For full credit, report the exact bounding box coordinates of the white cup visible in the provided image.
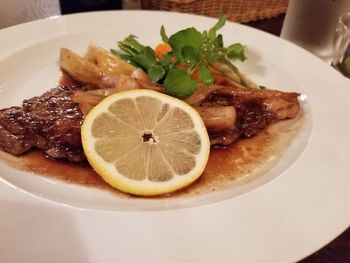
[333,12,350,77]
[281,0,350,61]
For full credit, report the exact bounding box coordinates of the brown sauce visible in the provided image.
[0,112,304,199]
[0,71,305,199]
[172,114,304,197]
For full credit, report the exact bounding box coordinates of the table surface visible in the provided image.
[0,1,349,262]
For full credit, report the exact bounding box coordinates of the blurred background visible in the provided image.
[0,0,138,29]
[0,0,288,29]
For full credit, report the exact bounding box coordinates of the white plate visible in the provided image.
[0,11,349,263]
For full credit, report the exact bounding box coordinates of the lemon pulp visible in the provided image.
[81,89,210,196]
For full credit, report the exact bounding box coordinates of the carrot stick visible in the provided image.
[192,66,230,85]
[154,43,172,60]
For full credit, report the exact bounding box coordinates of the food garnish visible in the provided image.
[112,13,253,98]
[81,89,210,196]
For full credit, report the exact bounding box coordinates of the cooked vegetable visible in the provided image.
[60,42,167,93]
[85,44,135,75]
[60,47,106,88]
[114,13,256,98]
[154,43,172,60]
[194,106,236,130]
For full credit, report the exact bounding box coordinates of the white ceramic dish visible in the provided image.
[0,11,349,263]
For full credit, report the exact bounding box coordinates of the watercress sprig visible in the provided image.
[113,13,247,98]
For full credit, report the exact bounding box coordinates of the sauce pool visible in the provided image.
[0,113,303,199]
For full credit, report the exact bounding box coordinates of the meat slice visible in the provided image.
[0,107,37,155]
[0,85,86,162]
[185,85,300,145]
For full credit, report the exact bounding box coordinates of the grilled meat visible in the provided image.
[0,82,300,162]
[186,85,300,145]
[0,85,86,162]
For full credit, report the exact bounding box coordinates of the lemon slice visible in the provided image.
[81,89,210,196]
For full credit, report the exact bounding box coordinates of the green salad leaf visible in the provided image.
[118,35,145,55]
[198,63,214,85]
[209,12,227,38]
[164,68,197,98]
[160,25,169,43]
[181,46,200,64]
[226,43,246,61]
[168,27,203,63]
[148,64,166,82]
